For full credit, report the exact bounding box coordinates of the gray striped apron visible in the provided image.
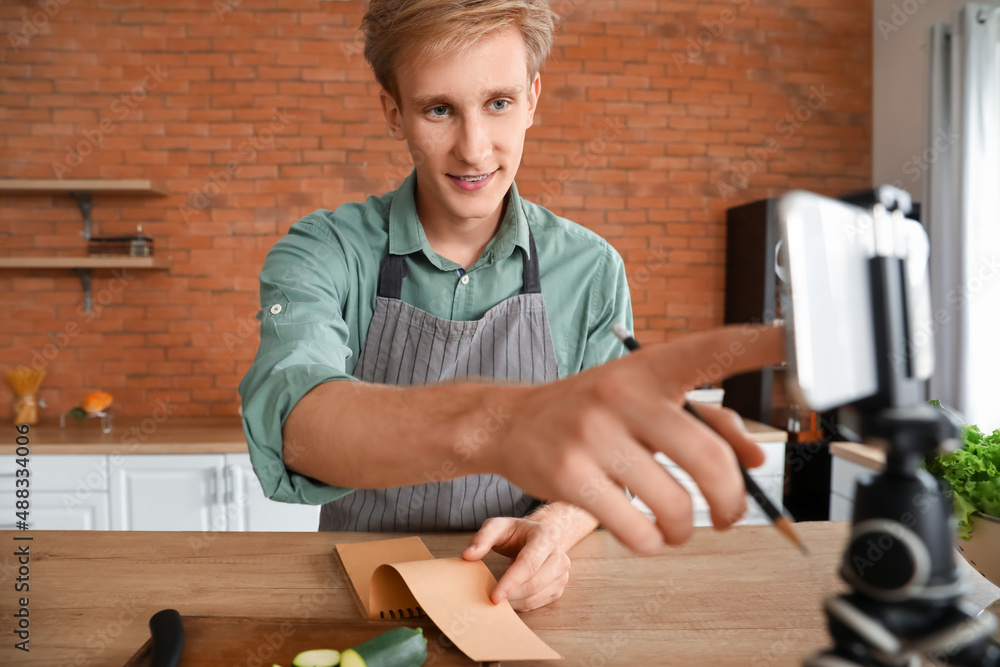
[318,227,560,531]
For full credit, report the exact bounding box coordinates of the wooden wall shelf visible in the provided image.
[0,256,171,269]
[0,179,169,196]
[0,178,171,311]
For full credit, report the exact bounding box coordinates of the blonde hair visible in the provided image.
[362,0,557,102]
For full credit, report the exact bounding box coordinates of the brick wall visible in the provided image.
[0,0,872,418]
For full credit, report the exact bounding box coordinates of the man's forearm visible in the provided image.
[527,501,600,553]
[281,379,522,490]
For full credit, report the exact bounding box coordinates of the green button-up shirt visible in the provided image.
[239,171,633,505]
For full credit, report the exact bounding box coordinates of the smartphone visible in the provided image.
[776,191,933,411]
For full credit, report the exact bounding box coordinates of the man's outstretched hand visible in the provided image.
[482,324,785,556]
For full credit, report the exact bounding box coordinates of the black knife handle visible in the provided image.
[149,609,184,667]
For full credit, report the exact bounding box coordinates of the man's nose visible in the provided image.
[454,115,492,166]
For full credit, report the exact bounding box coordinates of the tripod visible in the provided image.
[802,187,1000,666]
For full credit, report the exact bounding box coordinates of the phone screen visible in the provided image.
[778,192,880,410]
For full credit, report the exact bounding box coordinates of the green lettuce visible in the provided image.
[924,401,1000,539]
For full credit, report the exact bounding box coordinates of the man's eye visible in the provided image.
[430,106,449,117]
[490,100,509,111]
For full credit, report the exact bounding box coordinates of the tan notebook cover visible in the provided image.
[334,537,562,662]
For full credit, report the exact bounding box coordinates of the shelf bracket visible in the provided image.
[73,267,93,312]
[70,192,93,239]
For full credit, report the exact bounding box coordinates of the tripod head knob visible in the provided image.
[839,405,966,603]
[873,184,913,215]
[863,403,961,475]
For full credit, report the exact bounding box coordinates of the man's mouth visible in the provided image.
[447,170,497,191]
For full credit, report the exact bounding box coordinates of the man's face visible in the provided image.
[380,26,541,230]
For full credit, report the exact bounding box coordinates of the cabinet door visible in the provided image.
[110,455,227,531]
[0,492,110,530]
[831,456,875,501]
[830,492,854,522]
[631,441,786,527]
[224,454,319,532]
[829,455,874,521]
[0,455,110,530]
[737,475,785,526]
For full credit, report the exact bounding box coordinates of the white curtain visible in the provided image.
[926,3,1000,432]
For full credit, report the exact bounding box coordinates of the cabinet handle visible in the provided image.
[214,468,226,507]
[227,464,247,531]
[226,464,240,506]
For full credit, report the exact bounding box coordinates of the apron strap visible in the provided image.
[377,225,541,298]
[521,226,541,294]
[376,253,408,300]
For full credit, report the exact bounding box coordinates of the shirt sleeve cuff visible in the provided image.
[240,364,358,505]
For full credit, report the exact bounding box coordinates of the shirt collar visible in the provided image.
[388,170,530,270]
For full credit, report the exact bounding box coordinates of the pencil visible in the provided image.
[610,324,809,556]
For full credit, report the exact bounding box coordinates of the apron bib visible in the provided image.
[319,227,560,531]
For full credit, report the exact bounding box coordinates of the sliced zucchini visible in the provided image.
[291,648,341,667]
[339,652,363,667]
[339,627,427,667]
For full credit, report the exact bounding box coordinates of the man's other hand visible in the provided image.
[462,516,571,612]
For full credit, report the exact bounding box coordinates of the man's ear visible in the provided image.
[526,73,542,129]
[379,88,406,140]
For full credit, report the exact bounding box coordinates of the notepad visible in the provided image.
[333,536,562,662]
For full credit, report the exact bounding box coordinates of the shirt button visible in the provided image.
[460,275,470,285]
[270,304,282,314]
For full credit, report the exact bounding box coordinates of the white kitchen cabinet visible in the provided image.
[0,451,315,532]
[631,440,786,527]
[0,491,110,530]
[2,416,324,532]
[0,455,110,530]
[110,455,229,531]
[829,492,855,523]
[224,453,319,532]
[829,455,878,521]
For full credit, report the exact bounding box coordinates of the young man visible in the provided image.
[239,0,784,612]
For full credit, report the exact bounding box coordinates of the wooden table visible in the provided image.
[0,523,850,666]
